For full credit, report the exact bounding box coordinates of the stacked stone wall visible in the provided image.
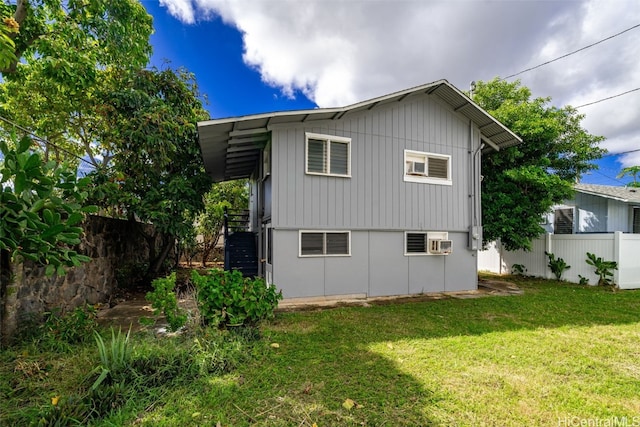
[12,215,168,322]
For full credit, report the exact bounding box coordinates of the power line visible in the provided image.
[0,115,95,167]
[503,23,640,80]
[574,87,640,109]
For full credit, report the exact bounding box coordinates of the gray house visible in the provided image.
[549,184,640,234]
[197,80,521,299]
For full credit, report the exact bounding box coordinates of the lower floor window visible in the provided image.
[300,231,350,256]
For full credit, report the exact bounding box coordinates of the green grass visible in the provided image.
[3,276,640,426]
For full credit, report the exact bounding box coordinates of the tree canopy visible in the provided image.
[0,0,153,166]
[474,78,606,250]
[89,67,212,278]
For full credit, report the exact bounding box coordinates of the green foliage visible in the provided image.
[474,79,606,251]
[585,252,618,287]
[197,180,249,266]
[617,166,640,187]
[29,305,98,352]
[511,264,527,276]
[578,275,590,286]
[191,269,282,328]
[88,67,212,277]
[0,135,97,274]
[0,0,153,170]
[146,272,187,332]
[91,328,132,390]
[115,261,149,289]
[545,251,570,281]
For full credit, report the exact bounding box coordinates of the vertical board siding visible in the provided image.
[271,94,474,232]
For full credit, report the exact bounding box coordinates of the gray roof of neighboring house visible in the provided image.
[575,183,640,203]
[197,79,523,182]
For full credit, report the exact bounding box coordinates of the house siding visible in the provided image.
[270,95,476,232]
[272,229,477,298]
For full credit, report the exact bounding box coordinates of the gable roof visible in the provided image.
[575,183,640,203]
[198,79,523,182]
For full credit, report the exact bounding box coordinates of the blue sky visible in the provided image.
[143,1,640,186]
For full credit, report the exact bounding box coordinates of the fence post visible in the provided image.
[614,231,621,287]
[545,233,553,279]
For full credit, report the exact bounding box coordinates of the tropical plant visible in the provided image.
[191,269,282,328]
[1,134,97,342]
[585,252,618,287]
[146,272,188,332]
[511,264,527,276]
[91,328,132,390]
[473,79,606,251]
[545,251,570,281]
[617,166,640,188]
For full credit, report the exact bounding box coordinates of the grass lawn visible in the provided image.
[3,275,640,426]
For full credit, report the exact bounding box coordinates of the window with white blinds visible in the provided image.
[299,231,351,257]
[305,133,351,177]
[404,149,452,185]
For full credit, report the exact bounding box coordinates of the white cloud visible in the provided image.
[159,0,196,24]
[161,0,640,171]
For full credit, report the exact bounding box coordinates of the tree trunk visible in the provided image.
[1,250,21,346]
[147,236,175,279]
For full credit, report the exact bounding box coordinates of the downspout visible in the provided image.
[469,119,484,250]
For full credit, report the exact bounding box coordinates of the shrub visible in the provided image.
[545,251,570,281]
[511,264,527,276]
[28,305,98,351]
[585,252,618,287]
[191,269,282,328]
[146,272,187,331]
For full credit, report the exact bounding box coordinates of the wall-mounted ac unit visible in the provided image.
[407,160,426,175]
[428,239,453,255]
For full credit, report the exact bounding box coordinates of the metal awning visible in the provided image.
[198,79,522,182]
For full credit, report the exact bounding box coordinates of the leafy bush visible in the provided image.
[29,305,98,351]
[511,264,527,276]
[545,251,570,281]
[191,269,282,328]
[586,252,618,287]
[146,272,187,331]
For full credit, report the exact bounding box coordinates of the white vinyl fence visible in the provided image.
[478,232,640,289]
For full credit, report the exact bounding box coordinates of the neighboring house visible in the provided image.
[546,184,640,234]
[197,80,521,299]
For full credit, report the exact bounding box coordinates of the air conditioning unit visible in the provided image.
[428,239,453,255]
[407,160,426,175]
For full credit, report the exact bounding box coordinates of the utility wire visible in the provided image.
[574,87,640,109]
[502,23,640,80]
[0,115,95,167]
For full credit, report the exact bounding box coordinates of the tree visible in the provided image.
[617,166,640,188]
[473,78,606,250]
[0,0,153,167]
[89,67,212,280]
[197,180,249,267]
[1,134,96,341]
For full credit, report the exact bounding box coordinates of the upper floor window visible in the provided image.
[305,132,351,177]
[404,149,452,185]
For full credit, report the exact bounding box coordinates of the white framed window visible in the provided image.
[403,150,452,185]
[305,132,351,177]
[299,230,351,257]
[404,231,452,256]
